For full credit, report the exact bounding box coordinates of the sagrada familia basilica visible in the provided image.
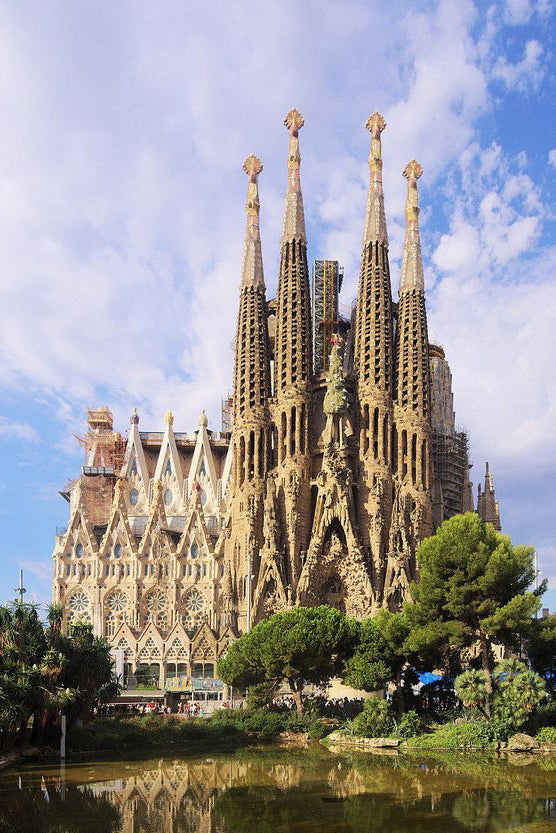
[51,110,502,690]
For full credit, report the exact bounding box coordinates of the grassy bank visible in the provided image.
[67,716,247,752]
[67,709,331,753]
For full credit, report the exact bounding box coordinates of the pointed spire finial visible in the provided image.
[240,154,265,288]
[363,111,388,246]
[281,108,306,243]
[130,407,139,425]
[400,159,424,291]
[164,410,174,426]
[198,409,208,428]
[284,108,304,134]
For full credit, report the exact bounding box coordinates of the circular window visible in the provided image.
[129,488,139,506]
[108,590,127,613]
[146,589,166,614]
[75,543,83,559]
[69,590,90,614]
[114,543,122,558]
[164,488,173,507]
[190,541,199,559]
[184,589,204,613]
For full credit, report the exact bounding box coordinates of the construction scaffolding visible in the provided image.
[432,428,471,522]
[312,260,343,374]
[221,394,233,435]
[75,407,126,525]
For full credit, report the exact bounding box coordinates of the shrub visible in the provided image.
[350,698,393,738]
[404,720,499,749]
[536,727,556,744]
[394,710,421,738]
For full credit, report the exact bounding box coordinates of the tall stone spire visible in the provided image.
[477,462,502,530]
[393,159,432,538]
[354,111,394,600]
[233,155,271,429]
[272,108,313,596]
[355,111,394,399]
[226,155,273,638]
[240,154,265,288]
[281,108,306,244]
[400,159,424,290]
[274,108,312,399]
[362,111,388,246]
[395,160,429,415]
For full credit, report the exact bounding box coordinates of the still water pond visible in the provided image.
[1,746,556,832]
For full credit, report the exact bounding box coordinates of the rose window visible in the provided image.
[108,590,127,614]
[69,590,90,614]
[145,589,168,628]
[147,589,166,614]
[185,589,204,613]
[182,590,205,630]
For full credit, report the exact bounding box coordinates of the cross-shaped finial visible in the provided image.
[365,111,386,137]
[243,154,263,178]
[403,159,423,181]
[284,108,304,133]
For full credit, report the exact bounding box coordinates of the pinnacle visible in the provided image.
[284,108,304,133]
[243,154,263,178]
[403,159,423,181]
[365,111,386,137]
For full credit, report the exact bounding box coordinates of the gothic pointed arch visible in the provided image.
[187,411,218,507]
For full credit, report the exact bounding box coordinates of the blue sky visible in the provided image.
[0,0,555,611]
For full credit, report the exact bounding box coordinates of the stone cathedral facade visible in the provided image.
[52,110,488,687]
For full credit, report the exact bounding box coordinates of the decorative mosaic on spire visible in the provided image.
[240,154,265,289]
[400,159,424,291]
[363,111,388,246]
[281,108,307,243]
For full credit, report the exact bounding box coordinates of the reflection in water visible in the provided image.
[0,748,555,833]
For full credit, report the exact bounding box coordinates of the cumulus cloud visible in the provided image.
[492,40,546,91]
[549,149,556,166]
[0,416,39,442]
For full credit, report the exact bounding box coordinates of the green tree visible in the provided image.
[526,612,556,688]
[0,601,119,752]
[342,610,416,715]
[218,606,356,713]
[405,513,541,715]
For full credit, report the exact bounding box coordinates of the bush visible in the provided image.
[394,710,421,738]
[350,698,393,738]
[404,720,500,749]
[536,727,556,744]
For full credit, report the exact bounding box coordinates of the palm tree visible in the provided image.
[454,669,488,715]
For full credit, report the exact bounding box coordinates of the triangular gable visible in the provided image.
[187,411,217,502]
[163,623,190,660]
[220,439,233,502]
[120,410,149,490]
[154,411,184,491]
[99,480,137,556]
[112,623,136,661]
[138,482,173,557]
[190,621,218,659]
[218,625,237,655]
[176,492,214,558]
[136,622,164,659]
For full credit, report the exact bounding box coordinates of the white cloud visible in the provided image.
[492,39,545,91]
[549,149,556,166]
[0,416,39,442]
[503,0,535,24]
